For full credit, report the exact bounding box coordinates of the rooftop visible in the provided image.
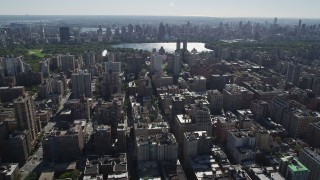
[185,131,211,142]
[224,84,253,95]
[207,89,222,95]
[39,172,55,180]
[176,114,192,124]
[0,163,19,176]
[95,125,111,132]
[136,133,177,146]
[287,158,309,173]
[229,129,254,138]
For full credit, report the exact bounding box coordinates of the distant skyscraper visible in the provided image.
[40,23,45,40]
[274,17,278,25]
[183,40,187,51]
[158,22,166,41]
[71,70,92,98]
[128,24,134,34]
[182,40,188,62]
[59,27,70,42]
[121,26,126,35]
[97,25,103,35]
[176,39,181,51]
[298,19,302,29]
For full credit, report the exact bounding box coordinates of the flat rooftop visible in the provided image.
[176,114,192,124]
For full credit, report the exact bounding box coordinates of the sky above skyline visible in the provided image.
[0,0,319,18]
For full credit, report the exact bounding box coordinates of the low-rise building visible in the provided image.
[279,156,309,180]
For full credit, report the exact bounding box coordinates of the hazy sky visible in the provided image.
[0,0,319,18]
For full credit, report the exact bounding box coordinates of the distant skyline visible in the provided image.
[0,0,320,18]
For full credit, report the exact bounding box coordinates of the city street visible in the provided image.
[57,91,71,113]
[20,146,43,179]
[19,91,67,179]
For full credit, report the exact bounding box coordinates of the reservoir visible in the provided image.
[111,42,211,53]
